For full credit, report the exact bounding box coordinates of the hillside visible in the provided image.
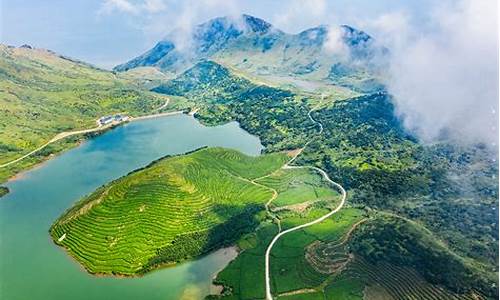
[211,209,486,300]
[153,60,320,150]
[50,147,289,275]
[0,44,172,184]
[152,61,498,298]
[114,15,387,93]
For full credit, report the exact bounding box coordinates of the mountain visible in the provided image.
[114,15,280,73]
[114,15,387,92]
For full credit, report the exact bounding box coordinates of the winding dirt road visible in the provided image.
[264,98,347,300]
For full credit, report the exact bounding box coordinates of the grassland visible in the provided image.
[50,147,288,275]
[0,45,176,184]
[256,168,338,209]
[212,208,366,299]
[152,61,497,298]
[210,208,487,300]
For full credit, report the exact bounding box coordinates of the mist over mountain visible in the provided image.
[114,14,387,93]
[115,9,497,150]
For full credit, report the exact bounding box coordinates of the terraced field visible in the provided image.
[212,208,366,299]
[256,168,339,209]
[211,207,484,300]
[327,258,487,300]
[50,147,288,275]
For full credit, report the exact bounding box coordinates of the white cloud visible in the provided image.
[370,0,498,148]
[366,11,411,50]
[272,0,328,33]
[323,26,349,60]
[133,0,243,51]
[98,0,139,15]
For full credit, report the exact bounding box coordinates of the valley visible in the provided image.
[0,45,191,185]
[0,11,497,300]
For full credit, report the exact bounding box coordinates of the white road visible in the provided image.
[264,96,347,300]
[264,166,346,299]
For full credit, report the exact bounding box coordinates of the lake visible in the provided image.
[0,114,263,300]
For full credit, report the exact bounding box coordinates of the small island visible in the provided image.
[0,186,9,198]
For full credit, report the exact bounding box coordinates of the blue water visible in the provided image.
[0,114,263,300]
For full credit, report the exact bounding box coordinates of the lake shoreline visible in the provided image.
[1,114,264,300]
[1,109,188,187]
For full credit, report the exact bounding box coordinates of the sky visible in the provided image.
[1,0,498,147]
[2,0,437,68]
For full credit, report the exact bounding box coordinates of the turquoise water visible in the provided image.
[0,114,263,300]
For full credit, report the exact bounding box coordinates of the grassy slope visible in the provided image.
[213,208,366,299]
[349,214,497,298]
[151,61,497,297]
[256,168,338,208]
[0,45,173,183]
[50,147,288,275]
[212,208,486,300]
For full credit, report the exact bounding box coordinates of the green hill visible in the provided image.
[153,60,320,151]
[50,147,288,275]
[0,45,172,183]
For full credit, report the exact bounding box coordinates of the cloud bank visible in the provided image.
[369,0,498,148]
[97,0,498,149]
[98,0,167,15]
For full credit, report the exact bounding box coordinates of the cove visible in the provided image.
[0,114,263,300]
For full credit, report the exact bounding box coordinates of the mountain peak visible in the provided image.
[195,14,274,35]
[339,24,372,45]
[241,14,273,34]
[114,15,383,79]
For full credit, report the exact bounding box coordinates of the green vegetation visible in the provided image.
[3,15,496,298]
[331,257,482,300]
[212,208,366,299]
[153,61,497,298]
[212,209,487,300]
[349,214,497,298]
[0,45,170,183]
[50,147,288,275]
[0,186,8,198]
[153,61,318,151]
[256,168,338,208]
[297,93,498,278]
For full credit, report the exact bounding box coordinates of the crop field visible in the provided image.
[329,257,487,300]
[212,207,483,300]
[50,147,288,275]
[212,208,366,299]
[256,168,339,209]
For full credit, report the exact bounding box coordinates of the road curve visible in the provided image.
[264,97,347,300]
[264,167,346,300]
